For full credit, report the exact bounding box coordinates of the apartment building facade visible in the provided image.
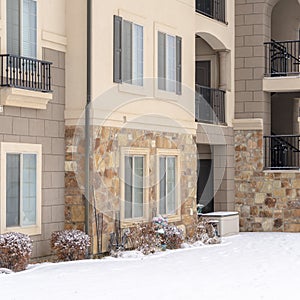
[65,0,235,254]
[0,0,66,257]
[234,0,300,231]
[0,0,236,258]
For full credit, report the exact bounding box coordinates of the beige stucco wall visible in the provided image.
[65,0,235,131]
[0,0,67,57]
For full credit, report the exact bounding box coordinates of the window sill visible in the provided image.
[118,82,148,97]
[0,225,41,236]
[155,88,181,102]
[121,217,149,228]
[0,87,53,110]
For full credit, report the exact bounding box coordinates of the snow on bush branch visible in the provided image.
[0,232,33,272]
[51,230,91,261]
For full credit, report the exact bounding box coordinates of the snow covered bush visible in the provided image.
[0,232,33,272]
[51,230,91,261]
[153,216,184,250]
[127,223,161,255]
[163,224,184,250]
[191,217,220,245]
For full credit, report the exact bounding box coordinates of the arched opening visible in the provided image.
[195,33,229,125]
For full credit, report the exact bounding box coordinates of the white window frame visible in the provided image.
[5,0,39,59]
[120,147,149,226]
[156,149,181,222]
[0,142,42,235]
[154,22,182,101]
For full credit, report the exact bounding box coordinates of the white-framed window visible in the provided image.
[0,143,42,235]
[157,149,180,220]
[157,31,182,94]
[6,0,37,58]
[124,155,144,219]
[121,148,149,223]
[113,15,144,86]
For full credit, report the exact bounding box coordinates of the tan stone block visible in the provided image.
[292,179,300,188]
[255,193,265,204]
[262,219,273,231]
[284,223,300,232]
[273,189,285,198]
[281,173,295,179]
[65,161,77,172]
[71,205,85,222]
[273,181,281,189]
[261,182,273,193]
[292,210,300,218]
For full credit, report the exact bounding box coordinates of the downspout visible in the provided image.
[85,0,92,237]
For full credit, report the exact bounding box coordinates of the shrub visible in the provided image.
[191,217,221,245]
[163,224,184,250]
[153,216,184,250]
[51,230,91,261]
[0,232,32,272]
[127,223,161,255]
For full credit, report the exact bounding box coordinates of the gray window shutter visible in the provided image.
[176,36,182,95]
[7,0,20,56]
[113,15,122,83]
[158,32,166,90]
[22,0,37,58]
[122,21,132,84]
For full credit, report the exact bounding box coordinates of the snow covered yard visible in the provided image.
[1,232,300,300]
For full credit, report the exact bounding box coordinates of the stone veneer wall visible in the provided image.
[235,129,300,232]
[65,125,198,253]
[0,48,65,257]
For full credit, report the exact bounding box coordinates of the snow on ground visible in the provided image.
[1,232,300,300]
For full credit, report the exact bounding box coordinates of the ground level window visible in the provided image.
[1,143,41,235]
[159,156,176,215]
[6,153,37,227]
[124,155,144,219]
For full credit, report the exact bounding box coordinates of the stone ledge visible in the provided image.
[0,87,52,110]
[233,118,263,131]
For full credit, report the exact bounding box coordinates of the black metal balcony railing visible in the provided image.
[0,54,52,92]
[195,85,225,125]
[264,40,300,77]
[264,135,300,170]
[195,0,226,24]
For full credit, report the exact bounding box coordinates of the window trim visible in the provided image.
[154,22,182,101]
[113,14,144,88]
[120,147,149,226]
[0,142,42,235]
[157,31,182,95]
[156,149,181,222]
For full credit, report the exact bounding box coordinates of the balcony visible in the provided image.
[264,134,300,170]
[0,54,52,93]
[195,85,225,125]
[0,54,53,109]
[195,0,226,24]
[263,40,300,92]
[264,40,300,77]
